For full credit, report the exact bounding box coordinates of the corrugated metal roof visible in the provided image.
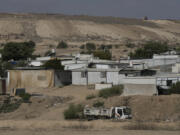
[71,68,122,72]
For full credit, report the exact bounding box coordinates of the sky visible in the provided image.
[0,0,180,19]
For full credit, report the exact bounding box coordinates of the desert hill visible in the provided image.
[0,13,180,58]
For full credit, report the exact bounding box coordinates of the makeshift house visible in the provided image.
[156,74,180,90]
[72,68,121,85]
[7,68,72,90]
[72,68,159,96]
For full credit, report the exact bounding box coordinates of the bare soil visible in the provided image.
[0,85,180,135]
[0,13,180,58]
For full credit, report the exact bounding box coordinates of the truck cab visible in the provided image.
[113,106,132,119]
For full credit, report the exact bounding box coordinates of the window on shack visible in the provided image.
[81,71,87,78]
[117,109,123,116]
[167,80,172,86]
[100,72,106,78]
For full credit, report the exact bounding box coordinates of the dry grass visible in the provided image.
[123,122,180,131]
[62,122,93,130]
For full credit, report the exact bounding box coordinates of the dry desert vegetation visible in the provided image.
[0,85,180,135]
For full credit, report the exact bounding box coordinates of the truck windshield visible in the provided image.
[123,108,131,115]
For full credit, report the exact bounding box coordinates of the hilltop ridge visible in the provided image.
[0,13,180,57]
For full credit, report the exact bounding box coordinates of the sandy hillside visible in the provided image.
[0,85,180,135]
[0,13,180,58]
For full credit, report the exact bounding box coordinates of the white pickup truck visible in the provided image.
[84,106,132,120]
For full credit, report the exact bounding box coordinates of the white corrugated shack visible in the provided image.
[72,68,121,85]
[71,68,160,95]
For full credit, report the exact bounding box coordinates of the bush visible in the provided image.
[64,104,84,119]
[126,43,135,48]
[169,82,180,94]
[57,41,68,49]
[93,50,112,60]
[44,50,51,56]
[80,45,85,49]
[0,97,22,113]
[99,85,123,98]
[86,94,96,100]
[19,93,31,103]
[2,41,35,61]
[42,59,64,70]
[99,44,112,50]
[86,43,96,50]
[129,41,169,59]
[93,101,104,107]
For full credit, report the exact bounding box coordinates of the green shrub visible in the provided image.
[169,82,180,94]
[80,45,85,49]
[99,44,112,50]
[57,41,68,49]
[64,104,84,120]
[19,93,31,103]
[86,43,96,50]
[126,43,135,48]
[44,50,51,56]
[42,59,64,70]
[0,97,22,113]
[129,41,169,59]
[93,50,112,60]
[93,101,104,107]
[86,94,96,100]
[99,85,124,98]
[2,41,35,61]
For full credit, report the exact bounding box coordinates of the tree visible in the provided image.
[86,43,96,50]
[42,59,64,70]
[57,41,68,49]
[129,41,169,59]
[2,41,36,61]
[169,82,180,94]
[80,45,85,49]
[93,50,112,60]
[143,16,148,20]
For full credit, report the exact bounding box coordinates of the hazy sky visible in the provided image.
[0,0,180,19]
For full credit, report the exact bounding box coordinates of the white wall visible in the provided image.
[88,72,106,84]
[95,83,112,90]
[172,63,180,73]
[153,55,179,59]
[107,72,119,85]
[122,77,156,85]
[121,58,180,68]
[96,64,110,69]
[72,72,87,85]
[36,56,51,61]
[29,61,43,67]
[118,74,126,84]
[64,64,87,70]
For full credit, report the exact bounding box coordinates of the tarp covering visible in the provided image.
[8,70,54,90]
